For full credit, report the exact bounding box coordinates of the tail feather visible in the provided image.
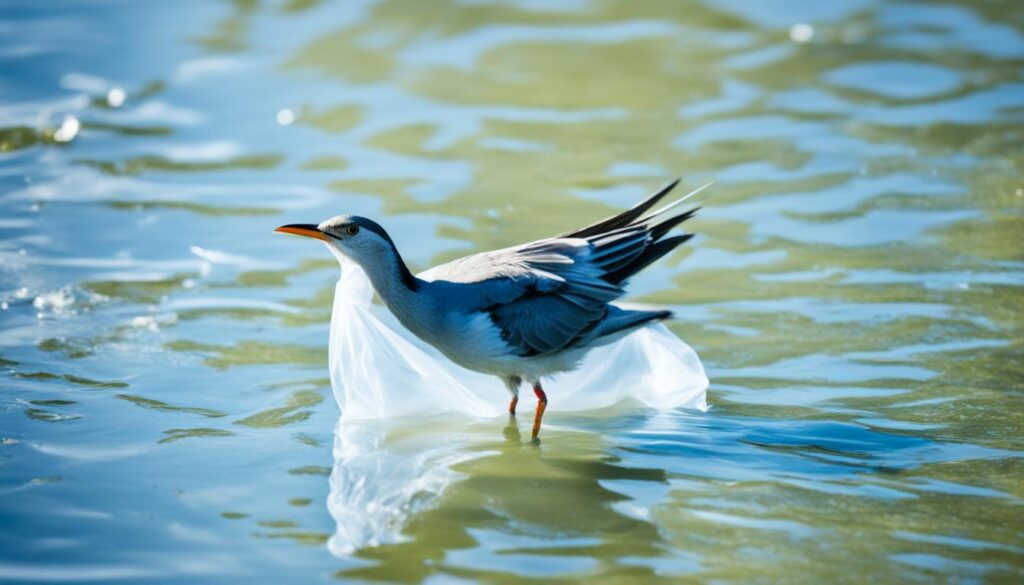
[604,233,693,284]
[646,207,701,241]
[583,306,672,348]
[564,176,711,285]
[636,179,714,224]
[565,178,681,238]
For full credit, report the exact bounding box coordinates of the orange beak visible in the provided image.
[274,223,329,242]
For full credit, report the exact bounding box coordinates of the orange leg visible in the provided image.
[531,383,548,439]
[508,395,518,415]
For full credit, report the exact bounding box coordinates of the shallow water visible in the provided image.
[1,0,1023,582]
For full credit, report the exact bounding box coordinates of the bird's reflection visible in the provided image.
[327,413,540,555]
[502,415,522,444]
[327,410,672,581]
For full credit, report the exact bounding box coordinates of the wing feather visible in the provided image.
[418,180,706,357]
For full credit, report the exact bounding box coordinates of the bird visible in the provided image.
[275,178,709,438]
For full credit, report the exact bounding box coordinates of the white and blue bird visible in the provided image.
[276,179,709,438]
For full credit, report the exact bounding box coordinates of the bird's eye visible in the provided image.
[346,224,360,236]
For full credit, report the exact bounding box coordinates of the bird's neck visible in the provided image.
[360,247,422,310]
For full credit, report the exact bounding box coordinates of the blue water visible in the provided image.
[1,0,1022,582]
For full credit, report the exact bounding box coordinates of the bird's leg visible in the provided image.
[504,376,522,417]
[531,382,548,439]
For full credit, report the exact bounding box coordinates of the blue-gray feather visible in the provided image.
[417,179,700,358]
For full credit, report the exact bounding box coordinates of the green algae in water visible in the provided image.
[253,531,330,546]
[38,337,94,359]
[256,519,299,529]
[77,153,284,176]
[105,199,278,217]
[159,428,234,444]
[164,340,327,369]
[291,433,321,447]
[116,394,228,418]
[13,371,129,389]
[234,390,323,428]
[24,408,82,423]
[287,466,331,476]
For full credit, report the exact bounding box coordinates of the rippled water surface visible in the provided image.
[2,0,1023,582]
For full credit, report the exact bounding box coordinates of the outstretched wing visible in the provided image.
[420,179,707,356]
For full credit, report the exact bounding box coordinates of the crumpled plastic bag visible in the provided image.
[324,248,709,554]
[326,248,708,420]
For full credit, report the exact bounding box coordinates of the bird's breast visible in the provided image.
[409,307,514,372]
[378,285,516,375]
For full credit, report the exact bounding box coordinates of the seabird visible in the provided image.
[276,178,709,438]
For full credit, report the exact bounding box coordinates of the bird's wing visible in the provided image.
[419,179,708,356]
[421,238,620,356]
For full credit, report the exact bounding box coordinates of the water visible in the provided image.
[1,0,1022,582]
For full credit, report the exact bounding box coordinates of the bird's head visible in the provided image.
[275,214,396,265]
[275,215,419,290]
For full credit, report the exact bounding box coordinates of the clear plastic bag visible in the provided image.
[325,250,709,554]
[327,250,709,420]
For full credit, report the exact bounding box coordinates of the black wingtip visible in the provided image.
[649,206,701,240]
[603,233,694,284]
[631,177,682,217]
[652,177,682,201]
[565,177,682,239]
